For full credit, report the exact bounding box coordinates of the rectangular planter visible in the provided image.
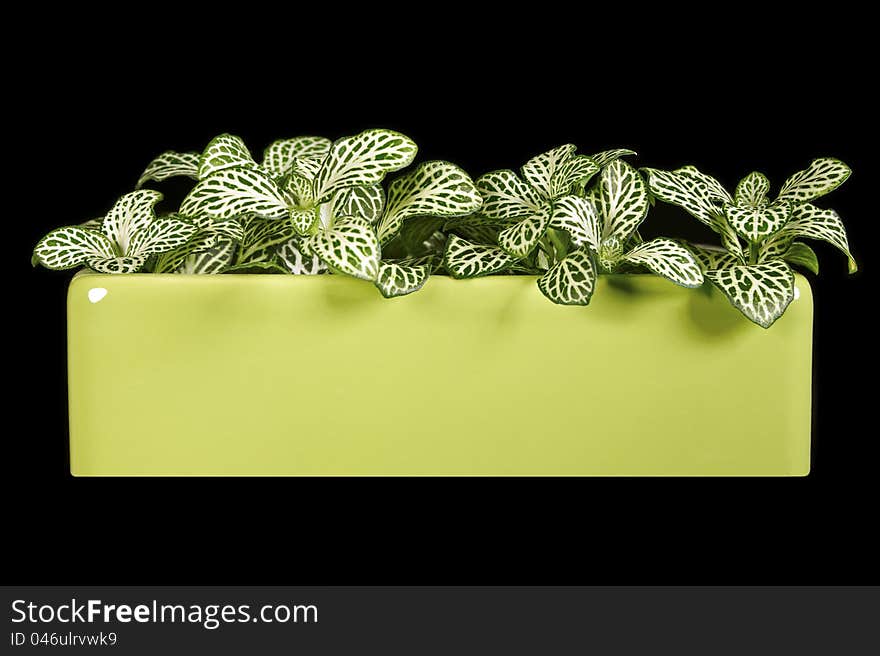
[67,273,812,476]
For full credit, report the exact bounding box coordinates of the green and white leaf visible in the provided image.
[707,261,795,328]
[289,207,318,235]
[89,256,148,274]
[622,238,704,288]
[129,216,197,256]
[475,169,545,220]
[590,149,637,168]
[734,171,770,207]
[688,243,744,271]
[262,136,331,178]
[290,156,324,180]
[33,226,117,270]
[596,159,649,241]
[224,260,289,274]
[776,157,851,204]
[152,232,217,273]
[537,248,597,306]
[331,184,386,225]
[181,168,288,220]
[198,134,258,179]
[549,155,599,198]
[549,195,601,252]
[497,208,550,258]
[277,239,326,275]
[102,189,163,253]
[176,238,236,274]
[302,217,380,281]
[375,260,431,298]
[191,215,244,241]
[521,144,576,199]
[724,201,792,242]
[378,161,482,244]
[759,203,856,272]
[136,151,199,188]
[443,234,516,278]
[675,165,733,204]
[313,129,417,202]
[781,242,819,275]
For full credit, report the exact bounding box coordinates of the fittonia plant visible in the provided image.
[642,158,856,327]
[32,132,855,327]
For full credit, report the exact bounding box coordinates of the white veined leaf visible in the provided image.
[497,208,550,258]
[537,248,597,306]
[521,144,576,199]
[289,207,319,235]
[443,234,516,278]
[688,243,744,271]
[262,136,331,178]
[102,189,163,254]
[776,157,851,204]
[724,201,792,243]
[674,165,733,205]
[277,239,327,275]
[181,167,289,220]
[375,260,431,298]
[179,238,236,274]
[596,159,649,241]
[378,161,482,244]
[33,227,117,270]
[89,256,148,274]
[313,129,417,202]
[129,216,197,256]
[225,261,289,274]
[136,151,200,189]
[332,184,386,224]
[475,169,545,220]
[549,195,601,252]
[290,156,324,180]
[283,172,315,206]
[735,171,770,207]
[782,242,819,275]
[198,134,258,179]
[192,216,244,241]
[152,232,217,273]
[707,261,795,328]
[549,155,600,198]
[302,217,380,281]
[237,216,296,263]
[590,148,637,168]
[759,203,856,272]
[622,238,704,288]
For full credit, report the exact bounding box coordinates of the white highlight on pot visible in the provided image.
[793,286,800,301]
[88,288,108,304]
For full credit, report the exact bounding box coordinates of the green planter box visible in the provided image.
[67,273,813,476]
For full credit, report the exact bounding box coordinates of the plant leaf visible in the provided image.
[549,155,600,198]
[707,261,795,328]
[181,167,289,220]
[497,208,550,258]
[443,234,516,278]
[224,261,289,274]
[289,208,318,235]
[475,169,545,220]
[375,260,431,298]
[302,217,380,281]
[262,136,331,178]
[622,238,704,288]
[198,134,258,179]
[521,144,576,198]
[89,256,148,274]
[313,129,417,202]
[237,216,296,263]
[596,160,649,241]
[537,248,597,306]
[129,216,197,256]
[332,184,386,224]
[688,243,744,271]
[759,203,856,272]
[192,215,244,241]
[590,148,637,168]
[776,157,851,204]
[378,161,482,244]
[549,195,601,252]
[152,232,217,273]
[782,241,819,275]
[734,171,770,207]
[33,227,117,270]
[724,201,792,243]
[675,165,733,205]
[136,151,199,189]
[277,239,326,274]
[102,189,163,254]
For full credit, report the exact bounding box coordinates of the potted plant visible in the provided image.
[34,129,856,475]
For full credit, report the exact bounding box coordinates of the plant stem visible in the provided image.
[749,242,760,265]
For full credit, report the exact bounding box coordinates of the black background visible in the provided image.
[7,12,876,584]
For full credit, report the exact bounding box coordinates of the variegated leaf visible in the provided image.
[622,238,704,288]
[688,243,744,271]
[444,217,501,246]
[675,165,733,205]
[549,195,601,252]
[102,189,163,253]
[782,242,819,275]
[33,227,117,270]
[289,207,319,235]
[498,209,550,258]
[724,201,792,243]
[277,239,326,275]
[521,144,576,199]
[313,129,417,202]
[549,155,600,198]
[225,261,289,274]
[332,184,386,224]
[90,256,148,274]
[129,216,197,256]
[398,216,447,255]
[707,261,795,328]
[475,170,545,220]
[596,160,649,241]
[192,215,244,241]
[590,148,637,168]
[735,171,770,207]
[291,156,324,180]
[262,136,331,178]
[136,151,199,188]
[375,260,431,298]
[537,248,597,306]
[776,157,851,204]
[237,216,296,263]
[443,234,516,278]
[181,167,288,220]
[378,161,482,244]
[759,203,856,272]
[302,217,380,281]
[198,134,258,179]
[179,238,236,274]
[152,232,217,273]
